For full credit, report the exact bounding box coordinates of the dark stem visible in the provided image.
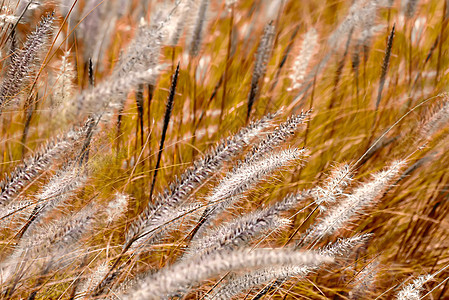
[149,63,180,202]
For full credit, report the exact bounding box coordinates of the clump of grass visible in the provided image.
[0,1,448,299]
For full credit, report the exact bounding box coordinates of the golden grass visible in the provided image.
[0,0,448,298]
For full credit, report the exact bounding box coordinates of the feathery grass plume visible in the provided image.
[312,164,352,211]
[188,191,310,258]
[186,214,290,259]
[20,163,88,236]
[1,1,448,298]
[349,260,379,299]
[0,200,33,227]
[30,209,95,294]
[242,111,310,165]
[105,193,128,223]
[124,113,275,248]
[356,2,382,66]
[52,51,76,113]
[375,24,395,111]
[188,116,310,238]
[132,148,303,249]
[206,265,313,300]
[390,154,434,190]
[74,263,109,300]
[166,0,193,46]
[149,63,179,202]
[196,148,306,235]
[123,249,333,299]
[288,28,318,91]
[358,1,381,40]
[114,16,164,77]
[0,12,54,113]
[359,24,386,49]
[76,65,164,118]
[247,22,275,121]
[253,234,373,299]
[319,234,372,256]
[105,269,143,300]
[0,124,89,207]
[328,0,376,48]
[396,274,433,300]
[0,205,95,288]
[52,50,76,122]
[241,234,372,298]
[22,204,95,261]
[401,0,420,19]
[303,161,404,245]
[187,0,209,57]
[419,97,449,139]
[108,14,165,127]
[128,203,202,251]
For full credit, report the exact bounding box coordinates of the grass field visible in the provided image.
[0,0,448,299]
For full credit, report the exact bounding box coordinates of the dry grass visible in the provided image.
[0,0,448,299]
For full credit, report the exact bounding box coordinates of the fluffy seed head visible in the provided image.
[396,274,433,300]
[288,28,318,91]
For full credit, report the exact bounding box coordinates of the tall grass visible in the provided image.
[0,0,448,299]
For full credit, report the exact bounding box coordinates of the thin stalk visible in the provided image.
[149,63,180,202]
